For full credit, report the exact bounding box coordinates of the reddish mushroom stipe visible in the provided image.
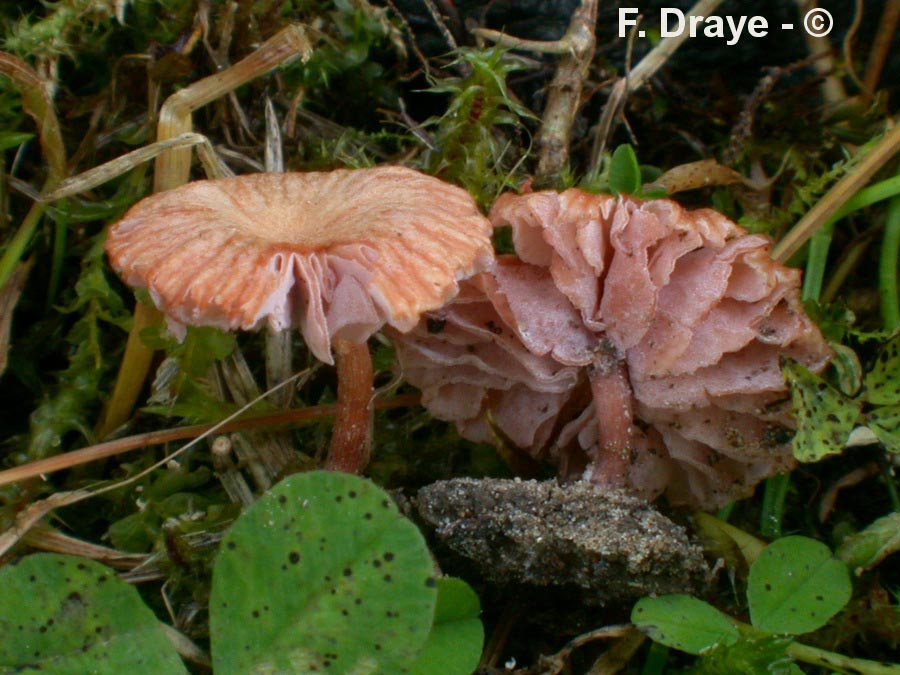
[105,166,495,364]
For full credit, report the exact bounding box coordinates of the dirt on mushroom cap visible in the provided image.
[105,166,495,364]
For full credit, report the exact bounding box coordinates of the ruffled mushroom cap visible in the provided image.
[106,166,494,363]
[392,256,593,452]
[397,190,833,509]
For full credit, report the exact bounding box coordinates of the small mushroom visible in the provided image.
[395,189,833,509]
[105,166,494,473]
[392,256,591,456]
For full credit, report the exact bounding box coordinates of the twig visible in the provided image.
[0,392,421,488]
[471,28,577,56]
[471,0,598,184]
[383,0,431,80]
[840,0,866,95]
[534,625,635,675]
[422,0,458,52]
[863,0,900,95]
[773,120,900,262]
[795,0,846,106]
[590,0,725,173]
[0,54,67,291]
[538,0,598,184]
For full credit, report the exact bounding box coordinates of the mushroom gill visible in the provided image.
[394,190,833,509]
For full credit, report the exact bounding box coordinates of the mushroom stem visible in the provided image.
[325,338,374,473]
[587,340,635,488]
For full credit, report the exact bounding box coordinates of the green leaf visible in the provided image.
[409,577,484,675]
[0,130,33,151]
[608,144,642,196]
[0,554,186,673]
[210,471,438,674]
[686,634,795,675]
[863,334,900,405]
[631,594,740,655]
[783,359,861,461]
[835,512,900,572]
[748,536,851,635]
[866,405,900,452]
[694,512,767,568]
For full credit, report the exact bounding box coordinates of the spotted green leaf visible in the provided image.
[210,471,438,674]
[631,594,740,655]
[863,334,900,406]
[0,554,186,673]
[783,359,860,461]
[748,536,851,635]
[409,577,483,675]
[866,405,900,453]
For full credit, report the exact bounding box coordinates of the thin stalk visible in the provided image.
[881,461,900,512]
[786,640,900,674]
[835,174,900,219]
[639,642,669,675]
[46,199,68,309]
[95,302,162,439]
[760,472,791,538]
[534,0,598,185]
[0,393,420,487]
[773,122,900,263]
[879,198,900,331]
[862,0,900,94]
[800,172,900,303]
[0,53,67,290]
[587,342,635,488]
[821,235,872,304]
[325,339,374,473]
[802,220,834,302]
[154,25,310,191]
[716,501,735,521]
[0,201,49,291]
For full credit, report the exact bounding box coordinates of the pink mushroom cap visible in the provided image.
[105,166,495,363]
[395,189,833,509]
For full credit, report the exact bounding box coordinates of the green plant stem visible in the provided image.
[728,617,900,674]
[786,640,900,674]
[774,123,900,263]
[836,174,900,219]
[0,53,67,291]
[802,220,834,302]
[879,197,900,331]
[639,642,669,675]
[881,461,900,512]
[822,234,872,304]
[716,501,735,521]
[801,172,900,303]
[46,199,68,309]
[0,200,48,290]
[760,472,791,538]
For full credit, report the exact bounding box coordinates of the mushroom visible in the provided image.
[394,189,833,509]
[391,256,591,456]
[105,166,494,473]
